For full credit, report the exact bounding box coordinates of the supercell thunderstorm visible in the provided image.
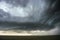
[0,0,60,35]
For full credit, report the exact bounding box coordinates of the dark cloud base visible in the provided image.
[0,21,55,31]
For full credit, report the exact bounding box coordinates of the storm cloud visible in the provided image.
[0,0,60,33]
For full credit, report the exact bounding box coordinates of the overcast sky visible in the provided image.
[0,0,60,35]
